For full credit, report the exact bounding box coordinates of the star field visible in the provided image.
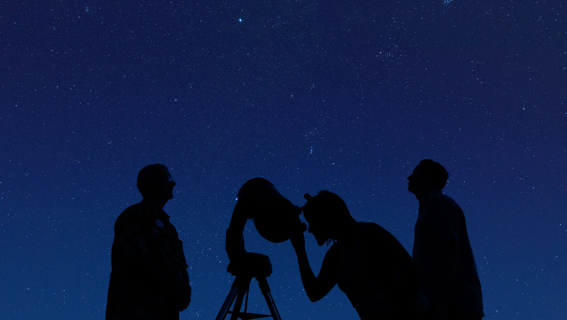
[1,1,566,319]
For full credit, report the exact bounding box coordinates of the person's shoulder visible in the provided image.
[358,221,382,232]
[120,203,145,216]
[356,222,406,254]
[429,192,457,206]
[358,222,393,239]
[115,203,148,226]
[439,193,456,202]
[437,193,461,206]
[428,193,463,216]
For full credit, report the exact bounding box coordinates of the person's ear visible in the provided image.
[424,173,435,188]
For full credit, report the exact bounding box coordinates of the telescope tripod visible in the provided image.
[216,253,282,320]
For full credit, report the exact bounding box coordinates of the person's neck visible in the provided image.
[416,190,442,204]
[142,196,167,210]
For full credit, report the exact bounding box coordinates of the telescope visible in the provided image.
[216,178,303,320]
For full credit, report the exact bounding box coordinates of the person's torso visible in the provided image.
[336,222,417,319]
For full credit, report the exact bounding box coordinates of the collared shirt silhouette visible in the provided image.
[291,191,418,320]
[106,164,191,320]
[408,160,483,320]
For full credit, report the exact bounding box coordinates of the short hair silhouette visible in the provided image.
[137,163,169,196]
[419,159,449,190]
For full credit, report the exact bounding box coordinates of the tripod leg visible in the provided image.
[257,277,282,320]
[216,286,239,320]
[230,276,252,320]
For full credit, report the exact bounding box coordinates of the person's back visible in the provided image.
[413,193,483,317]
[336,222,418,320]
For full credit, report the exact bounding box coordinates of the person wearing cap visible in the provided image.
[290,190,418,320]
[106,164,191,320]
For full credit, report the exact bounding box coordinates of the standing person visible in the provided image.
[291,191,418,320]
[408,159,484,320]
[106,164,191,320]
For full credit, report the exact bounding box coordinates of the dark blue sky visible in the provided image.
[1,1,566,319]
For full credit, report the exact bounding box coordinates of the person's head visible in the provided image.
[137,164,176,201]
[301,190,352,246]
[407,159,448,196]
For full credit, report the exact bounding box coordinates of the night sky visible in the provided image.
[1,1,566,319]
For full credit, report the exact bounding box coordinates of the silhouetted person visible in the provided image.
[290,191,418,320]
[408,160,484,320]
[106,164,191,320]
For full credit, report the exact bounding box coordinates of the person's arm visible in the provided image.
[290,230,338,302]
[171,237,191,311]
[176,267,191,311]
